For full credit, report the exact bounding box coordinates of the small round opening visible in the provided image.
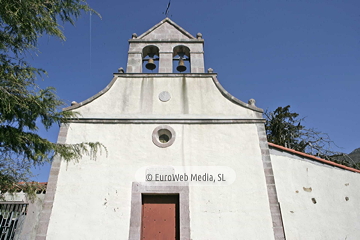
[158,129,172,143]
[159,134,170,143]
[152,126,175,148]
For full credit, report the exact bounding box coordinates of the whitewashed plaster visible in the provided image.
[271,150,360,240]
[72,76,260,119]
[46,123,274,240]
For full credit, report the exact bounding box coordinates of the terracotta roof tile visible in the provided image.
[268,142,360,173]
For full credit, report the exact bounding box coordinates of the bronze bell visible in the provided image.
[145,58,156,70]
[176,58,187,72]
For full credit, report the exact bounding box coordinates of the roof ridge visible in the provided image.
[137,18,195,39]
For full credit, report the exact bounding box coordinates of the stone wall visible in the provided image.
[1,192,45,240]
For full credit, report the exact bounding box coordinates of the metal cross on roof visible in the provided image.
[164,0,171,17]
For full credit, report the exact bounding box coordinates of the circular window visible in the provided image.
[152,125,175,148]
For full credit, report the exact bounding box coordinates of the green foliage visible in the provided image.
[0,0,99,54]
[330,151,360,170]
[265,105,306,152]
[265,105,359,169]
[0,0,103,196]
[265,105,336,157]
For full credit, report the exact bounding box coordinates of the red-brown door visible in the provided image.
[141,194,179,240]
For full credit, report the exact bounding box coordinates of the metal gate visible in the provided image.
[0,203,28,240]
[141,194,179,240]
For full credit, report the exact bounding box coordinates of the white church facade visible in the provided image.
[31,18,360,240]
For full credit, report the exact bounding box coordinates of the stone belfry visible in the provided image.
[37,18,285,240]
[126,18,205,74]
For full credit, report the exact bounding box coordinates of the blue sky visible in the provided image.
[31,0,360,181]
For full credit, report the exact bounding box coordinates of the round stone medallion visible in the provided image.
[159,91,171,102]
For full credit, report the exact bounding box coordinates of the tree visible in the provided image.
[265,105,338,158]
[0,0,104,195]
[264,105,359,169]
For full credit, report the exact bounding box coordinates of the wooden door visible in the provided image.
[141,194,179,240]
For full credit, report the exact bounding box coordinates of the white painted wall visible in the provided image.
[47,123,274,240]
[74,76,259,119]
[45,73,274,239]
[271,149,360,240]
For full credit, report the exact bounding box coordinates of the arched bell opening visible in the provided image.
[142,45,160,73]
[173,45,190,73]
